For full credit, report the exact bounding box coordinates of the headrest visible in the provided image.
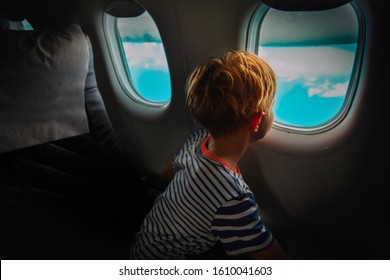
[0,24,90,153]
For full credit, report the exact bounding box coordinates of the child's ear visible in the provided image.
[251,112,264,132]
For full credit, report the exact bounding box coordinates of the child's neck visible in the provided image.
[207,130,250,171]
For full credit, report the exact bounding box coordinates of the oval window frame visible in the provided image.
[246,1,366,134]
[103,2,172,108]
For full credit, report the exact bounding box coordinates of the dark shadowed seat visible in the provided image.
[0,20,153,259]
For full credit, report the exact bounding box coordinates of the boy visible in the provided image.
[130,50,289,259]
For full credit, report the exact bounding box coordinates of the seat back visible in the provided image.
[0,18,152,259]
[0,24,90,153]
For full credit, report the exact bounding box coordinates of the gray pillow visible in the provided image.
[0,24,90,153]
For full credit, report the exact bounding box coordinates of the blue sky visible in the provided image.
[118,15,171,103]
[259,44,356,127]
[121,41,171,102]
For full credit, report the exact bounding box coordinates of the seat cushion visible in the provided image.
[0,134,152,259]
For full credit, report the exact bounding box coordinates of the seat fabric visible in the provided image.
[0,24,152,259]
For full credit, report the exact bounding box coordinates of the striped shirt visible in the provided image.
[130,128,272,259]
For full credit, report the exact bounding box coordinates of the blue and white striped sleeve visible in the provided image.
[210,196,273,256]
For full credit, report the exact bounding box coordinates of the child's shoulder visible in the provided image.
[186,127,209,144]
[173,127,209,160]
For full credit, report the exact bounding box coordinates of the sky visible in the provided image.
[118,15,171,103]
[259,44,356,127]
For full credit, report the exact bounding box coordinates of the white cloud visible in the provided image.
[260,46,354,79]
[123,42,168,70]
[259,46,354,98]
[117,13,160,40]
[308,87,322,97]
[308,80,349,98]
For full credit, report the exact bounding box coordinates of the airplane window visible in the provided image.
[247,2,363,132]
[105,10,171,104]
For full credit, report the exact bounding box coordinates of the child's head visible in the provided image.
[185,50,277,138]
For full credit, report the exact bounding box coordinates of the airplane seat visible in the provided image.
[0,15,153,259]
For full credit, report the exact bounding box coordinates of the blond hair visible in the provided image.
[185,50,277,138]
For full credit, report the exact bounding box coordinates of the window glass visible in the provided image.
[249,3,361,130]
[115,12,171,103]
[21,19,33,30]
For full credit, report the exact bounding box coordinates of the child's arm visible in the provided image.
[212,196,290,260]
